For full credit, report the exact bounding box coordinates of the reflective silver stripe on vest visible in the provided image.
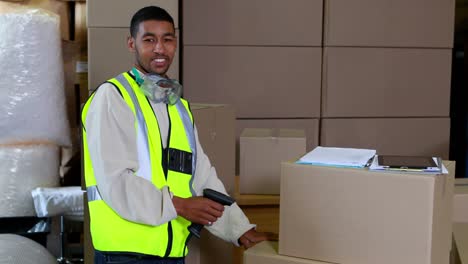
[87,185,102,201]
[175,100,196,196]
[115,74,152,182]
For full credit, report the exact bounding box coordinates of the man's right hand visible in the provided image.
[172,196,224,225]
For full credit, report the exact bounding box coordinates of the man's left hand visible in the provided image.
[238,228,267,249]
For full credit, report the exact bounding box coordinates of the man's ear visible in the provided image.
[128,36,136,52]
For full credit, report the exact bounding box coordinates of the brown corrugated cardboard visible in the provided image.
[183,46,321,118]
[279,161,455,264]
[237,119,319,152]
[185,232,233,264]
[87,0,178,28]
[322,47,452,117]
[453,223,468,264]
[323,0,455,48]
[320,118,451,159]
[88,28,179,90]
[239,128,306,194]
[451,182,467,264]
[454,179,468,223]
[75,2,87,43]
[191,104,236,195]
[183,0,322,46]
[244,241,328,264]
[200,231,233,264]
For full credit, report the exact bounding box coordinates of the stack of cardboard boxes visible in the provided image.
[182,0,322,152]
[183,0,455,160]
[320,0,454,158]
[183,1,455,263]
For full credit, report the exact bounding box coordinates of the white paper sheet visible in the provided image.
[297,146,376,168]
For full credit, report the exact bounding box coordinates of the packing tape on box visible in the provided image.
[0,7,70,146]
[0,234,57,264]
[0,143,60,217]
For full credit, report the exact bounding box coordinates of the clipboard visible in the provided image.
[377,155,438,170]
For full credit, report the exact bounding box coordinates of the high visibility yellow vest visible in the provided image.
[81,72,196,257]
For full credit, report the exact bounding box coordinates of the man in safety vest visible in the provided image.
[82,5,267,264]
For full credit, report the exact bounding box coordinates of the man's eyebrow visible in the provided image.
[141,32,156,38]
[140,32,176,38]
[162,32,176,38]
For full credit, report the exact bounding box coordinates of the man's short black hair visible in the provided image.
[130,6,175,37]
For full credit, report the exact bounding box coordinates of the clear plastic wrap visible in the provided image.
[0,143,60,217]
[31,186,83,218]
[0,234,56,264]
[0,7,70,146]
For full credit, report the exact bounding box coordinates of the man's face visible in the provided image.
[128,20,177,76]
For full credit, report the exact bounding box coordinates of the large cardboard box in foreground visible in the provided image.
[244,241,327,264]
[239,128,306,194]
[191,104,236,195]
[279,161,455,264]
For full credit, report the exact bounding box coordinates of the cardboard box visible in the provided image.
[183,46,321,118]
[237,119,319,153]
[185,229,234,264]
[279,161,455,264]
[239,128,305,194]
[320,118,450,159]
[244,241,328,264]
[452,223,468,264]
[75,1,87,43]
[454,178,468,223]
[87,0,179,28]
[323,0,455,48]
[88,28,179,91]
[191,104,236,195]
[199,231,233,264]
[183,0,322,46]
[322,47,452,117]
[185,232,233,264]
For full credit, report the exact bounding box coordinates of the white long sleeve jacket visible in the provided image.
[85,78,254,246]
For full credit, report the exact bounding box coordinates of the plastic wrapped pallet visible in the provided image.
[0,7,70,146]
[0,143,60,217]
[0,234,57,264]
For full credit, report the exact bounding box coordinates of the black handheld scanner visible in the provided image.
[187,189,235,239]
